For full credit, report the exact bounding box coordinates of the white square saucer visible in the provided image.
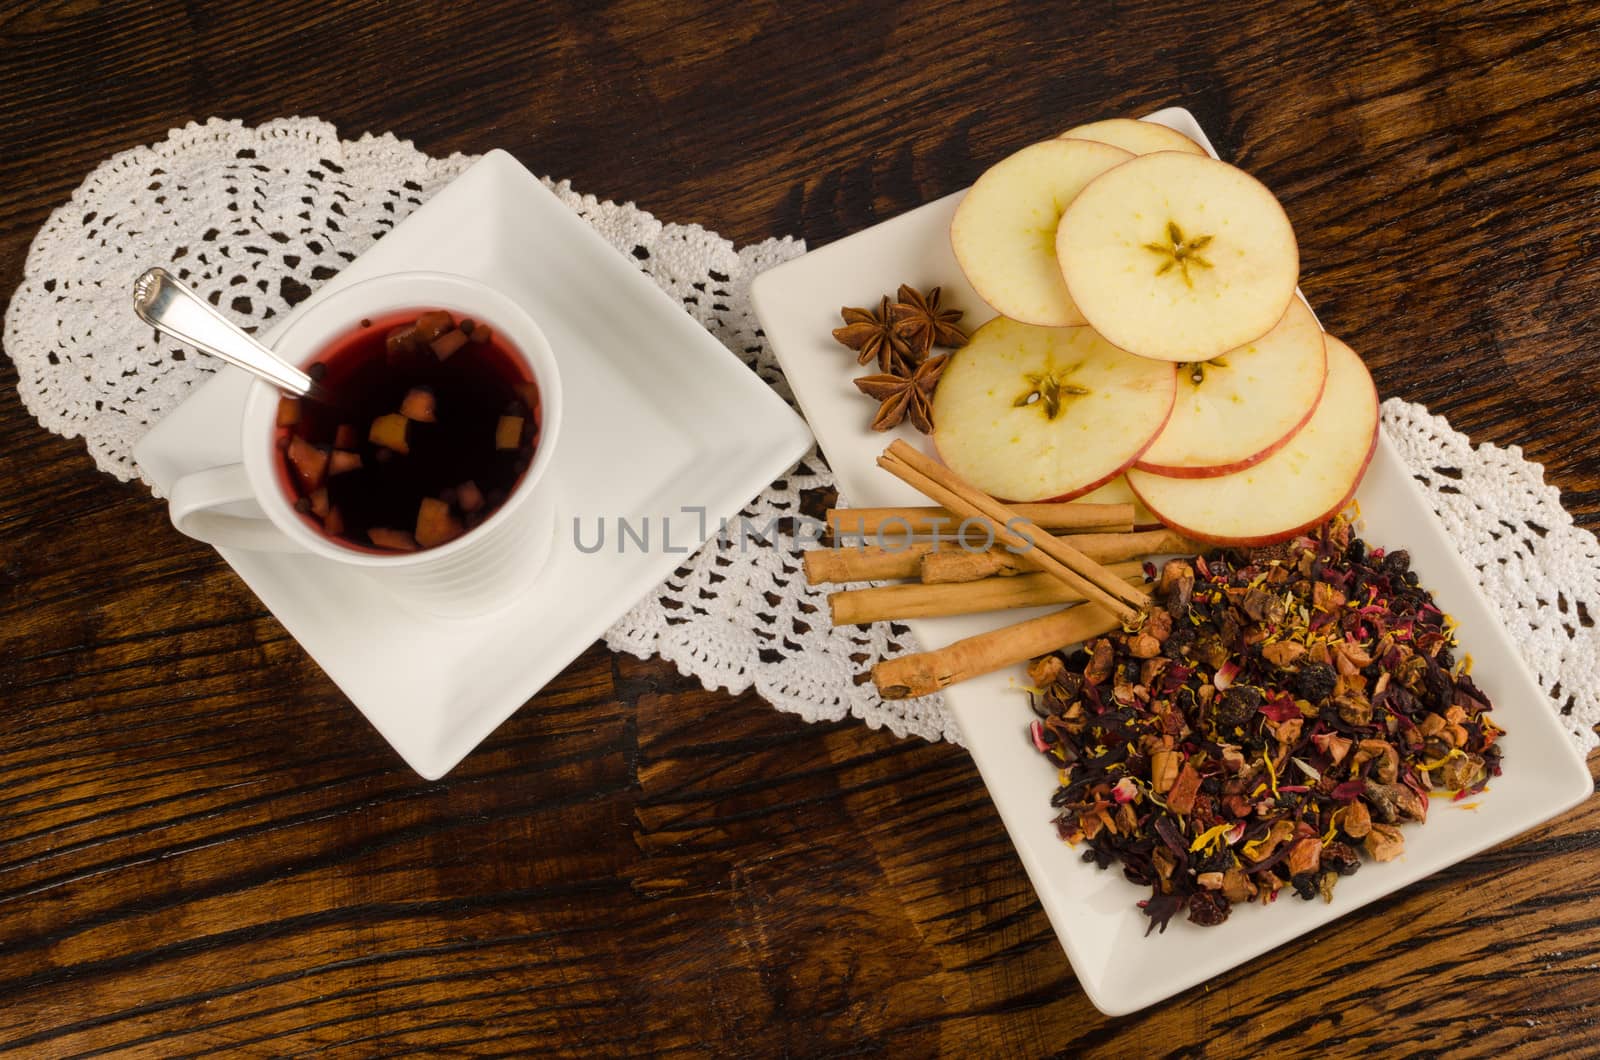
[752,107,1592,1015]
[135,150,812,779]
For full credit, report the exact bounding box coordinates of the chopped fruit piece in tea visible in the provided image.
[324,506,345,537]
[431,329,469,360]
[1027,513,1503,932]
[334,424,359,449]
[457,480,485,513]
[310,487,330,518]
[413,310,454,343]
[386,325,421,359]
[513,381,540,412]
[415,497,465,548]
[277,396,301,427]
[287,436,329,490]
[471,325,493,345]
[369,413,411,453]
[400,387,438,422]
[329,450,362,475]
[496,415,524,450]
[367,527,418,551]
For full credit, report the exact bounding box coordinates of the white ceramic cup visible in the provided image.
[167,271,563,618]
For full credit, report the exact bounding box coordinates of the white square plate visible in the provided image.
[135,150,812,780]
[751,107,1592,1015]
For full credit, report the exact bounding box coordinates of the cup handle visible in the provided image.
[168,463,302,553]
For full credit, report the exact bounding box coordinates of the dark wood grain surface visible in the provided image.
[3,0,1599,1054]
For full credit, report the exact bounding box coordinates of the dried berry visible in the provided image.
[1322,841,1362,876]
[1187,891,1231,926]
[1192,844,1234,875]
[1293,662,1338,703]
[1163,624,1197,659]
[1215,685,1263,727]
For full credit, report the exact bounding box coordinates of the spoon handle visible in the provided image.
[133,267,313,396]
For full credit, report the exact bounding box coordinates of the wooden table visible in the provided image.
[3,0,1597,1053]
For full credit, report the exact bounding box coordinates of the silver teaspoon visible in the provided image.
[133,267,315,396]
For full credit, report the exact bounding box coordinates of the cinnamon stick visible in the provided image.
[919,548,1025,584]
[830,565,1146,625]
[806,528,1203,587]
[804,541,944,585]
[878,441,1147,625]
[872,603,1121,699]
[827,502,1134,538]
[919,528,1202,584]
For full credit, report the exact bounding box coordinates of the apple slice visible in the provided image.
[932,317,1176,502]
[1127,336,1377,546]
[1058,118,1206,157]
[1074,475,1162,531]
[951,138,1133,327]
[1056,152,1299,362]
[286,436,329,490]
[1134,298,1326,477]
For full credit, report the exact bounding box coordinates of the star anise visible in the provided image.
[854,354,948,433]
[890,284,968,354]
[832,295,919,375]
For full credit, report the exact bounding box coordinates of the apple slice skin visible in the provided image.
[950,139,1133,328]
[931,317,1177,503]
[1074,474,1163,530]
[1058,117,1207,157]
[1133,297,1328,478]
[1037,453,1153,505]
[1126,337,1378,547]
[1056,152,1300,363]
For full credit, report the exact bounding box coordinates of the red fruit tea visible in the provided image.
[274,309,543,553]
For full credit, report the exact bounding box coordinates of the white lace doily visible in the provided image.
[6,118,1598,753]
